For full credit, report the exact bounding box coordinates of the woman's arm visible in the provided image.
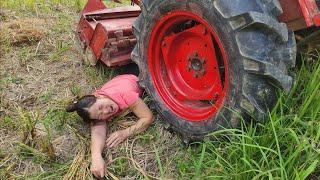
[127,98,154,135]
[90,120,107,178]
[105,98,154,148]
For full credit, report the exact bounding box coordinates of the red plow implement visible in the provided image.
[77,0,140,66]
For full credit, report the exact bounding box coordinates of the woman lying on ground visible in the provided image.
[66,70,154,178]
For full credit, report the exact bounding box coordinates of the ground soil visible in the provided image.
[0,3,181,179]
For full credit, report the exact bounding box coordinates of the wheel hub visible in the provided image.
[148,11,229,121]
[161,24,223,100]
[188,52,206,78]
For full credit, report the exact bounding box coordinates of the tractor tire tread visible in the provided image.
[241,93,265,117]
[242,58,293,92]
[132,0,296,141]
[230,11,288,42]
[259,0,283,16]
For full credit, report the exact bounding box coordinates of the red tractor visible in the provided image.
[77,0,320,140]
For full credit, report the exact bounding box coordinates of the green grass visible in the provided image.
[0,0,319,179]
[174,57,320,179]
[103,0,132,7]
[1,116,16,129]
[70,85,82,97]
[84,62,117,85]
[0,74,23,86]
[40,90,53,103]
[49,41,72,61]
[1,0,86,13]
[108,157,130,176]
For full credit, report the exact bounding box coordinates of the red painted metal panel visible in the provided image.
[89,23,108,60]
[279,0,307,30]
[299,0,319,26]
[84,6,141,20]
[279,0,320,30]
[160,24,222,100]
[82,0,106,14]
[77,16,97,46]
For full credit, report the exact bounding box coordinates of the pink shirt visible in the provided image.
[93,75,141,112]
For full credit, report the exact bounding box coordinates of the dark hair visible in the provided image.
[66,95,97,122]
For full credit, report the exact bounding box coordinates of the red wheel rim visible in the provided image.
[148,11,229,122]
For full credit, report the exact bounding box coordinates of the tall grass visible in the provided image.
[176,56,320,179]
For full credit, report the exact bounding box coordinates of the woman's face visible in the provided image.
[88,97,119,120]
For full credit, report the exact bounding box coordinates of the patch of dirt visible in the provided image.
[0,18,47,45]
[0,7,93,178]
[0,2,181,179]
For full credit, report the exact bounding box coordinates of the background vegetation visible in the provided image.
[0,0,319,179]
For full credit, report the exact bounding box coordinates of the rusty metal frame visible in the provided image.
[76,0,141,67]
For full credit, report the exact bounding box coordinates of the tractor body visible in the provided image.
[77,0,320,67]
[77,0,319,138]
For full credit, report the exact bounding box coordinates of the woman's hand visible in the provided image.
[105,98,154,149]
[91,154,106,178]
[105,129,130,148]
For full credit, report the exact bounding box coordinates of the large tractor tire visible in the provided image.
[132,0,296,140]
